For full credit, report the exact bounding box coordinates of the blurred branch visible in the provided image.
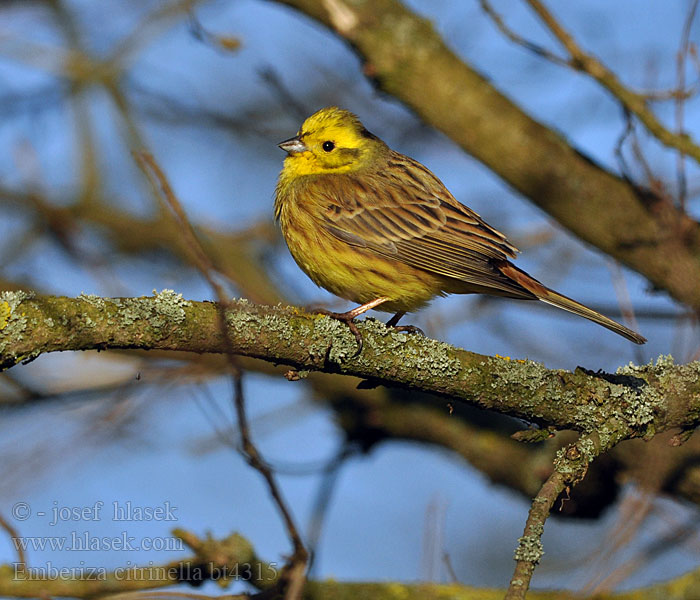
[476,0,569,66]
[675,0,699,209]
[479,0,700,104]
[0,512,26,569]
[8,526,700,599]
[272,0,700,312]
[0,529,278,598]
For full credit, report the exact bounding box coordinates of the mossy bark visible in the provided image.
[2,292,700,439]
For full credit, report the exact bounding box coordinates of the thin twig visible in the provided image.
[582,489,656,594]
[134,151,308,598]
[614,108,636,183]
[477,0,569,66]
[258,66,309,121]
[134,152,228,299]
[442,551,459,584]
[675,0,699,209]
[505,433,611,599]
[479,0,699,104]
[306,445,355,576]
[188,11,241,53]
[523,0,700,166]
[232,373,308,600]
[0,512,26,568]
[505,470,566,599]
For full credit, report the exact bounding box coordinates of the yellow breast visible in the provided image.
[275,180,443,313]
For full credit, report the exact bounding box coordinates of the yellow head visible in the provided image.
[278,107,386,177]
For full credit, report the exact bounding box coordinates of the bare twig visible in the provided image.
[188,11,241,53]
[614,108,636,182]
[505,433,612,599]
[232,373,308,599]
[480,0,700,105]
[675,0,699,209]
[306,445,355,576]
[523,0,700,166]
[134,152,228,300]
[477,0,569,66]
[109,0,205,66]
[0,512,26,569]
[133,151,308,599]
[258,66,309,122]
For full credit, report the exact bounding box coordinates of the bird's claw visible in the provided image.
[390,324,425,336]
[315,309,364,357]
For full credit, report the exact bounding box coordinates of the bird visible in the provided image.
[274,106,646,352]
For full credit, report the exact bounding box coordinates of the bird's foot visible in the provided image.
[385,311,424,336]
[390,324,425,336]
[314,297,391,358]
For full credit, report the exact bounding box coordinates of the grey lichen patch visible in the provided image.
[609,355,670,432]
[115,298,155,327]
[616,354,674,377]
[225,307,264,333]
[513,534,544,563]
[564,356,681,438]
[616,388,658,427]
[152,289,191,326]
[487,356,550,393]
[576,436,597,462]
[109,291,191,332]
[78,292,107,309]
[0,289,35,312]
[359,318,462,378]
[225,304,308,356]
[0,311,28,352]
[552,446,575,475]
[311,315,358,363]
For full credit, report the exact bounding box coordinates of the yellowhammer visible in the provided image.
[275,107,646,350]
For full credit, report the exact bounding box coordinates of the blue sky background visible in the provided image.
[0,0,699,594]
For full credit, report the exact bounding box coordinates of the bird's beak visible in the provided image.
[278,136,308,154]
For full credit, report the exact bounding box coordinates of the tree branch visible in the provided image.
[2,291,700,437]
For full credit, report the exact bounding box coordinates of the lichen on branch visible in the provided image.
[2,292,700,440]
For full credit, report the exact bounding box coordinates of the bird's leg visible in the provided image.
[315,297,390,356]
[386,311,425,336]
[386,311,404,327]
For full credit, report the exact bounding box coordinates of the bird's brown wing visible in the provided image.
[316,153,532,297]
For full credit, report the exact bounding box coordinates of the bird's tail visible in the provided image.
[496,261,646,345]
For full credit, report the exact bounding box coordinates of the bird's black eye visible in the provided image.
[322,141,335,152]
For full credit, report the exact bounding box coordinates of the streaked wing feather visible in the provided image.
[319,153,520,293]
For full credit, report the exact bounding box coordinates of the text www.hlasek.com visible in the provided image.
[13,532,184,552]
